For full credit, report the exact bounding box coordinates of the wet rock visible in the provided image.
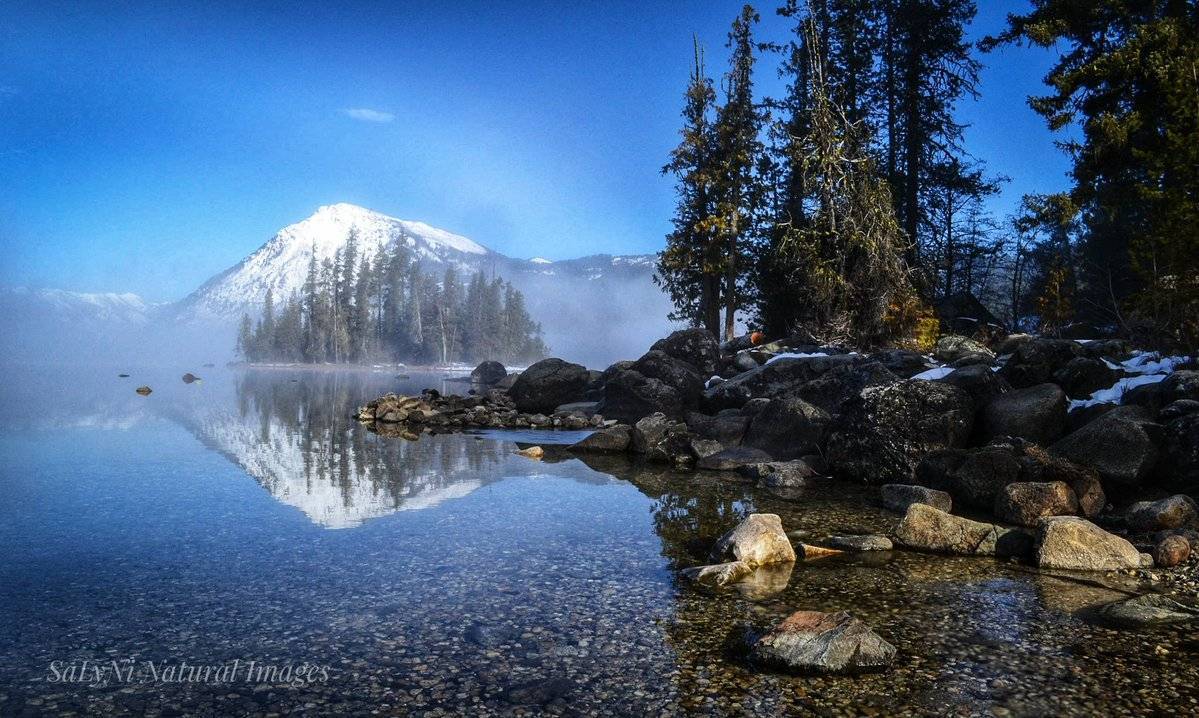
[515,446,544,460]
[650,327,721,376]
[1035,517,1142,571]
[732,562,795,600]
[748,610,896,674]
[465,622,521,647]
[630,413,694,465]
[738,460,819,488]
[1050,406,1161,489]
[702,354,858,412]
[827,380,974,484]
[508,358,590,414]
[470,360,507,385]
[680,560,754,588]
[880,484,952,514]
[795,543,845,559]
[1153,535,1191,567]
[569,425,632,453]
[1053,357,1118,400]
[824,534,893,552]
[938,364,1011,407]
[741,396,828,460]
[1125,495,1198,532]
[895,503,1032,557]
[502,677,574,706]
[135,385,152,395]
[994,481,1079,527]
[181,373,199,383]
[712,513,797,567]
[999,338,1084,388]
[697,446,774,471]
[1096,594,1199,628]
[935,335,994,363]
[979,383,1067,445]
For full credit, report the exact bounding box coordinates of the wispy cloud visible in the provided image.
[341,107,395,123]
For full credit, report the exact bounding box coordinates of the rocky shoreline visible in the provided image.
[356,327,1199,671]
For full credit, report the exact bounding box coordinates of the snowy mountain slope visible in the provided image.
[175,203,677,365]
[0,287,153,324]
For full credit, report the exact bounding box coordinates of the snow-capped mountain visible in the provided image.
[0,287,153,324]
[176,203,677,365]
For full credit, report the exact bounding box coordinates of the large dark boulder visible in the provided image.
[1050,405,1161,490]
[826,380,974,484]
[1161,370,1199,404]
[872,349,933,379]
[790,360,899,417]
[471,360,507,385]
[978,383,1068,445]
[630,413,695,465]
[702,354,857,412]
[946,445,1023,509]
[998,338,1084,388]
[597,370,685,424]
[742,396,829,460]
[1159,412,1199,489]
[569,425,633,453]
[650,328,722,376]
[935,335,994,363]
[747,610,896,675]
[631,350,704,405]
[508,358,591,414]
[685,411,750,446]
[1052,357,1117,400]
[938,364,1011,407]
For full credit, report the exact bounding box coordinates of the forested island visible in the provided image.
[236,228,548,366]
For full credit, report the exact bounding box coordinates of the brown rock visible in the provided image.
[994,481,1080,527]
[712,513,797,567]
[1153,535,1191,567]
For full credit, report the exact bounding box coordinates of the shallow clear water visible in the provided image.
[0,367,1196,717]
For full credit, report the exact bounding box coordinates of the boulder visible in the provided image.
[631,350,705,405]
[999,338,1084,388]
[1050,406,1161,489]
[1066,402,1116,432]
[1004,440,1106,518]
[938,364,1011,407]
[569,425,632,453]
[680,560,754,589]
[880,484,953,514]
[894,503,1032,557]
[1122,381,1164,413]
[935,335,994,363]
[702,354,857,412]
[872,349,933,379]
[748,610,896,675]
[1125,495,1198,533]
[1160,399,1199,421]
[826,380,974,484]
[1035,517,1142,571]
[685,411,749,446]
[946,445,1023,510]
[471,360,507,385]
[978,383,1067,445]
[597,369,685,424]
[1160,370,1199,403]
[1159,413,1199,488]
[712,513,797,567]
[508,358,590,414]
[737,460,820,488]
[630,413,695,465]
[994,481,1080,527]
[697,446,774,471]
[1052,357,1117,400]
[515,446,544,460]
[1096,594,1199,628]
[790,360,899,417]
[993,333,1034,356]
[742,396,829,460]
[823,535,893,552]
[650,327,721,376]
[1153,535,1191,567]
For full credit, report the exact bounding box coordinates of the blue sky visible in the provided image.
[0,0,1066,302]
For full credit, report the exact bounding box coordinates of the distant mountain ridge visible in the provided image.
[1,203,676,366]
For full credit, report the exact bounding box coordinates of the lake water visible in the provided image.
[1,367,1195,716]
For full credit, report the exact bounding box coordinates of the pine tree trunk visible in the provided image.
[724,211,738,341]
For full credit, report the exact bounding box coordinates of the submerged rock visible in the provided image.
[880,484,952,514]
[738,460,820,488]
[1035,517,1142,571]
[182,372,199,383]
[1096,594,1199,628]
[680,560,754,589]
[748,610,896,674]
[697,446,773,471]
[712,513,796,567]
[824,534,893,552]
[894,503,1032,557]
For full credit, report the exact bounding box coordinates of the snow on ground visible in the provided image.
[1121,351,1192,375]
[765,352,829,365]
[912,366,955,381]
[705,375,724,389]
[1069,373,1171,410]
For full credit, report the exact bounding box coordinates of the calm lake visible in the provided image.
[0,367,1194,716]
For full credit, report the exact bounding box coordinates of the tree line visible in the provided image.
[658,0,1198,350]
[237,228,548,365]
